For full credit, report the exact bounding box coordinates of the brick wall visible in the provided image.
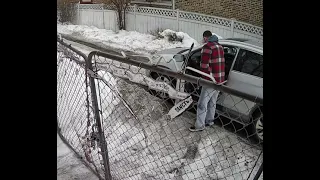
[175,0,262,27]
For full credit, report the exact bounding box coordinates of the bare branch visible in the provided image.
[109,0,130,30]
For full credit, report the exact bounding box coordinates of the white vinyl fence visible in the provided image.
[76,4,263,43]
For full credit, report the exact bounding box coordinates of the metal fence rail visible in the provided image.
[57,38,263,180]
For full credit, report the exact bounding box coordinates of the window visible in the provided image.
[233,49,263,78]
[224,46,237,57]
[223,46,238,79]
[190,50,201,61]
[188,50,201,69]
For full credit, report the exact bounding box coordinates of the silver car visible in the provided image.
[148,38,263,141]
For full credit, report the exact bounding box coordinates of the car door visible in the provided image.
[180,46,238,104]
[217,48,263,123]
[183,49,202,100]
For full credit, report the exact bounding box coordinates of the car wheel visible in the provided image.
[252,115,263,142]
[247,106,263,143]
[149,72,176,100]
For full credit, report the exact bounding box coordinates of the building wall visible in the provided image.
[175,0,263,27]
[91,0,263,27]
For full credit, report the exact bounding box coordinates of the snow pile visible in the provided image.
[158,29,221,46]
[159,29,198,47]
[102,78,263,180]
[57,24,201,54]
[159,29,222,44]
[95,70,121,119]
[57,134,98,180]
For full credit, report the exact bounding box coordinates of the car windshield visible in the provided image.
[173,54,184,62]
[177,49,190,54]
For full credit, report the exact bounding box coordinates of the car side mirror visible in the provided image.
[173,54,185,62]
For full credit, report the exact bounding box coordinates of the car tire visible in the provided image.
[149,72,176,101]
[249,108,263,143]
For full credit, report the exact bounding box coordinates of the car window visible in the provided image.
[223,46,238,79]
[177,49,189,54]
[223,46,237,56]
[186,50,202,70]
[233,49,263,78]
[190,50,201,60]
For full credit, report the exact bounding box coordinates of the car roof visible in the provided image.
[223,38,263,48]
[176,39,263,56]
[224,38,249,42]
[219,39,263,54]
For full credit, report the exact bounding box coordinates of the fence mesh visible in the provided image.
[57,39,106,179]
[88,52,263,180]
[57,38,263,180]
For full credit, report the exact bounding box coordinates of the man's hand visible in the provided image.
[215,80,227,85]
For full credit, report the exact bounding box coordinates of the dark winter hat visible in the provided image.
[203,30,212,38]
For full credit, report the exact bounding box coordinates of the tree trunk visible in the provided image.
[117,9,123,30]
[123,9,126,30]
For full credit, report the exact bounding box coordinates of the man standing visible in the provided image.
[189,30,225,132]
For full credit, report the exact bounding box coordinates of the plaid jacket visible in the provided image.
[200,42,225,83]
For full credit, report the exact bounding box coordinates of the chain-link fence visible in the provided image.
[57,38,110,179]
[57,37,263,180]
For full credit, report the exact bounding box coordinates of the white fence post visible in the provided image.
[102,4,105,29]
[176,9,179,31]
[172,0,175,10]
[114,10,118,32]
[77,3,80,24]
[230,18,236,38]
[134,4,137,31]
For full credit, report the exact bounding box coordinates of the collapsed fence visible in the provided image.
[57,37,263,180]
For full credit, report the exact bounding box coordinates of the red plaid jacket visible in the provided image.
[200,42,225,83]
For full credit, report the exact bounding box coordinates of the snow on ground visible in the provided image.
[57,24,202,55]
[57,134,98,180]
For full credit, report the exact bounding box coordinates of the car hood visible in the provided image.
[157,47,188,55]
[150,54,176,63]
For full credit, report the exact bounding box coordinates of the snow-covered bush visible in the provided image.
[149,28,165,40]
[159,29,183,42]
[151,28,184,42]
